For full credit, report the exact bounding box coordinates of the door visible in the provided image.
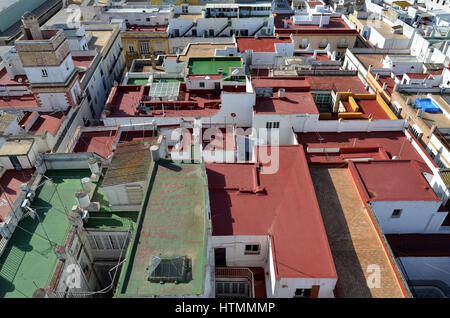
[9,156,22,171]
[214,248,226,267]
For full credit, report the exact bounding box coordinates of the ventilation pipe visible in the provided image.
[151,145,160,161]
[81,177,92,194]
[75,190,90,209]
[88,157,100,175]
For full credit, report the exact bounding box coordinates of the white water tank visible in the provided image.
[278,88,285,98]
[75,190,90,209]
[81,177,92,194]
[151,145,160,161]
[88,158,100,175]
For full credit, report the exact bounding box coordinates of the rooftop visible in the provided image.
[206,146,337,280]
[0,170,79,297]
[236,37,293,53]
[0,168,138,297]
[188,57,243,79]
[72,55,95,81]
[0,139,33,156]
[87,28,116,55]
[351,160,440,202]
[275,16,358,34]
[0,169,34,221]
[116,161,209,297]
[296,131,435,169]
[310,167,408,297]
[72,129,119,159]
[28,111,67,136]
[358,19,408,40]
[125,25,168,32]
[102,139,156,187]
[165,43,233,64]
[106,85,223,118]
[255,91,319,114]
[305,75,368,93]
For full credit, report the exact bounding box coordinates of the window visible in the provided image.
[140,41,150,54]
[41,69,48,77]
[244,244,260,255]
[128,44,135,53]
[294,288,312,298]
[300,38,308,49]
[266,122,280,129]
[199,82,205,88]
[392,209,402,218]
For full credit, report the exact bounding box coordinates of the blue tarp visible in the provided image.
[414,98,440,113]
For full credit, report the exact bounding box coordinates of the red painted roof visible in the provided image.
[297,131,433,169]
[0,169,35,221]
[253,77,310,90]
[351,160,440,202]
[107,85,223,118]
[305,75,368,93]
[341,98,391,120]
[206,146,337,280]
[295,52,331,61]
[0,68,29,86]
[405,73,429,79]
[307,1,323,8]
[73,129,119,159]
[236,37,292,53]
[0,95,39,109]
[28,111,67,136]
[255,91,319,114]
[275,16,358,34]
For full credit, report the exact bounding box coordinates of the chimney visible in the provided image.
[21,12,43,40]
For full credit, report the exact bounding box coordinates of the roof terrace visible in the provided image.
[0,168,138,297]
[115,161,209,297]
[188,57,243,79]
[310,167,409,297]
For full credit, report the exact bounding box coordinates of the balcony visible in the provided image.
[215,267,266,298]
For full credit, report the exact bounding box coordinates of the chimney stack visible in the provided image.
[21,12,43,40]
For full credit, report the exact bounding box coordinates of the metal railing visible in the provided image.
[215,267,255,297]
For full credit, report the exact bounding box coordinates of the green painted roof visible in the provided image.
[115,160,209,297]
[188,57,243,79]
[0,170,84,298]
[0,169,138,297]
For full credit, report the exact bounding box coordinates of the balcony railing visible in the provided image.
[215,267,255,297]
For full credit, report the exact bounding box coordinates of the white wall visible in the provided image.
[24,55,75,84]
[211,235,269,267]
[103,180,146,211]
[369,200,443,234]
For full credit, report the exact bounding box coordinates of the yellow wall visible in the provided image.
[121,31,169,69]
